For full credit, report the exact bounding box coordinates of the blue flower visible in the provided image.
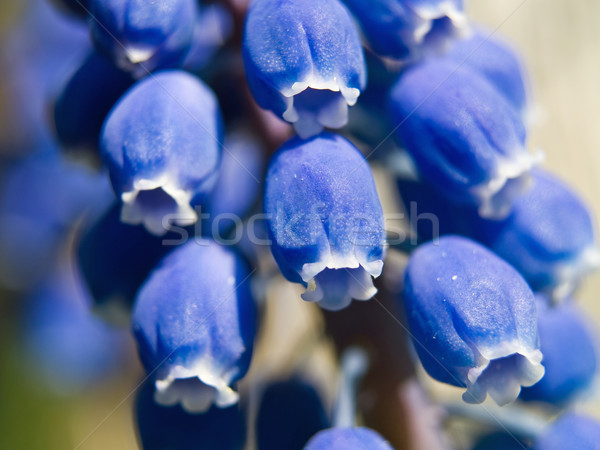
[88,0,197,77]
[23,265,128,393]
[48,0,89,17]
[132,239,257,413]
[135,380,246,450]
[445,28,529,113]
[183,3,233,73]
[54,50,134,154]
[242,0,366,138]
[477,169,599,297]
[534,413,600,450]
[520,296,597,405]
[0,151,113,290]
[402,235,544,405]
[264,133,386,311]
[304,427,393,450]
[388,59,541,218]
[206,131,265,236]
[77,203,181,321]
[343,0,467,60]
[101,70,222,236]
[257,378,330,450]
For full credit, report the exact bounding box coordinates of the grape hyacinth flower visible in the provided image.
[445,28,529,113]
[304,427,393,450]
[534,413,600,450]
[132,239,256,413]
[343,0,467,61]
[88,0,197,77]
[520,296,597,405]
[402,236,544,405]
[101,70,222,236]
[242,0,366,138]
[388,59,541,218]
[264,133,386,311]
[477,169,599,297]
[23,265,128,393]
[54,51,134,153]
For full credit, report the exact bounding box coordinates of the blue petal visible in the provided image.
[343,0,466,60]
[101,70,223,235]
[132,239,257,413]
[402,236,544,405]
[534,414,600,450]
[520,296,597,405]
[264,132,386,311]
[23,265,128,393]
[77,203,182,321]
[54,50,134,153]
[444,27,529,113]
[242,0,366,137]
[89,0,197,76]
[135,381,246,450]
[0,152,113,290]
[304,427,393,450]
[388,59,540,218]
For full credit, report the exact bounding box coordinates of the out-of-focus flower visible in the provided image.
[477,169,599,297]
[520,296,597,405]
[77,203,181,322]
[132,239,257,413]
[343,0,467,61]
[0,151,113,290]
[402,235,544,405]
[264,133,386,311]
[183,2,233,73]
[0,0,90,153]
[22,264,128,393]
[304,427,393,450]
[534,413,600,450]
[100,70,222,236]
[48,0,89,17]
[88,0,197,77]
[242,0,366,138]
[53,50,134,154]
[445,27,529,113]
[388,59,540,218]
[256,378,330,450]
[206,131,264,236]
[135,380,246,450]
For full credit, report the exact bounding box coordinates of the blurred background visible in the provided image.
[1,0,599,449]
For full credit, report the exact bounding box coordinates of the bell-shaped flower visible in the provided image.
[402,235,544,405]
[520,296,597,405]
[242,0,366,138]
[135,380,246,450]
[132,239,257,413]
[264,133,386,311]
[54,50,134,154]
[343,0,467,61]
[478,169,599,297]
[388,59,541,218]
[77,203,180,322]
[88,0,197,77]
[23,264,129,393]
[0,151,113,290]
[101,70,222,236]
[445,28,529,113]
[534,413,600,450]
[304,427,393,450]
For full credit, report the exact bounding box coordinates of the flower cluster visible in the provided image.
[2,0,600,449]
